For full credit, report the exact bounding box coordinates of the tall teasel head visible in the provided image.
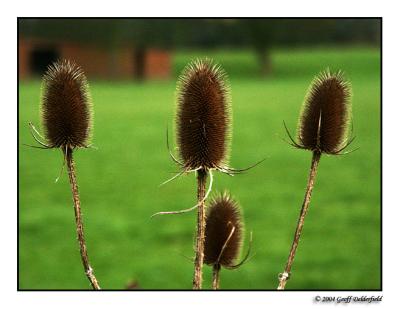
[176,59,231,171]
[204,193,247,268]
[286,69,353,155]
[40,59,93,150]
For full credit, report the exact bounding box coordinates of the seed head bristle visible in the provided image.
[204,193,243,267]
[41,59,92,149]
[176,59,231,171]
[297,69,352,154]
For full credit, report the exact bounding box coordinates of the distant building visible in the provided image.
[18,38,171,80]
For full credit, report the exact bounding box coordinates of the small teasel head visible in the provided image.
[176,59,231,172]
[286,69,353,155]
[40,59,93,150]
[204,193,244,268]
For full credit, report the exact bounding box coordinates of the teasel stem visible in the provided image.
[212,264,221,290]
[278,150,321,290]
[65,146,101,290]
[193,168,208,289]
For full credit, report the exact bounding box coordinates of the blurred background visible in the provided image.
[18,18,381,290]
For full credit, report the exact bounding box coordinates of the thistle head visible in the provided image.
[294,70,352,155]
[176,59,231,171]
[41,59,92,149]
[204,193,243,268]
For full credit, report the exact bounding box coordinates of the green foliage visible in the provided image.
[18,48,380,289]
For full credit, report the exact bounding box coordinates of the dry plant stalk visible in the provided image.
[65,148,100,289]
[277,151,320,290]
[193,169,207,288]
[204,193,250,290]
[28,59,100,290]
[278,69,353,290]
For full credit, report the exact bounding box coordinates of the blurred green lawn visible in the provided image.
[18,47,381,290]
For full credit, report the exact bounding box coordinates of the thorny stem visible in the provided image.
[277,151,321,290]
[192,169,208,290]
[65,147,101,290]
[212,264,221,290]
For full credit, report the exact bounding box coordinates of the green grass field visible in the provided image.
[18,47,381,290]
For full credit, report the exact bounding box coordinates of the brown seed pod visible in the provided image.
[41,59,92,149]
[204,193,243,268]
[176,59,231,171]
[293,70,352,154]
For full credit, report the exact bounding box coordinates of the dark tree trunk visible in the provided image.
[133,48,146,81]
[255,47,272,77]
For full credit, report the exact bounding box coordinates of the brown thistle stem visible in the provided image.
[193,168,208,289]
[212,264,221,290]
[65,147,101,290]
[278,151,321,290]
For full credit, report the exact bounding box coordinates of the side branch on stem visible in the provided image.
[212,264,221,290]
[277,151,321,290]
[192,169,208,289]
[65,147,101,290]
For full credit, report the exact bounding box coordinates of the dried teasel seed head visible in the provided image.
[176,59,231,171]
[204,193,243,267]
[41,59,92,149]
[297,70,352,154]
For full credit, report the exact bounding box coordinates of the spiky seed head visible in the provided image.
[204,193,243,267]
[176,59,231,170]
[297,70,352,154]
[41,59,92,149]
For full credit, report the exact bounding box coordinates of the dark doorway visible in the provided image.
[30,47,59,75]
[133,49,145,81]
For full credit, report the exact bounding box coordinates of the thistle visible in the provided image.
[278,69,354,290]
[27,59,100,290]
[152,59,261,289]
[204,193,251,290]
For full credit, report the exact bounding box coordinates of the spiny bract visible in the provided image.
[176,59,231,171]
[297,70,352,154]
[41,59,92,149]
[204,193,243,267]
